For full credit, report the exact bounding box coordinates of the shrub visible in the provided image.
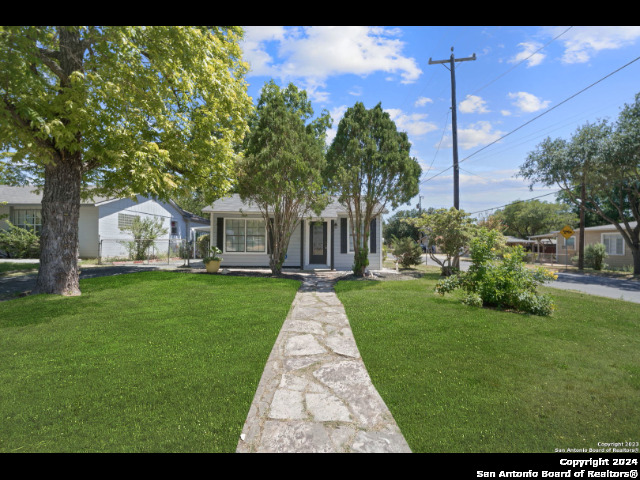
[197,234,210,258]
[585,243,607,270]
[0,222,40,258]
[435,228,557,316]
[391,236,423,268]
[119,216,168,261]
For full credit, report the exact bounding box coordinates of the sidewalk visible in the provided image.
[236,271,411,453]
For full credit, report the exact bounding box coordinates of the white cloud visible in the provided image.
[543,26,640,64]
[459,94,490,114]
[386,109,438,137]
[444,121,505,150]
[241,26,422,102]
[415,96,433,107]
[509,42,546,67]
[508,91,550,113]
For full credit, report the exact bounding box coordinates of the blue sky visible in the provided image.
[239,26,640,219]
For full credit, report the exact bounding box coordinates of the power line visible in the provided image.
[467,190,561,216]
[470,26,574,97]
[421,54,640,186]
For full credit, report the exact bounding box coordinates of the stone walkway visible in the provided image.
[236,271,411,453]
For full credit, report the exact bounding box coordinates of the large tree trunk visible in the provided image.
[32,27,86,296]
[34,154,83,295]
[633,245,640,278]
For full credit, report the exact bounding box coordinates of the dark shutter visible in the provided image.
[370,217,377,254]
[267,218,274,254]
[217,217,224,250]
[300,220,304,268]
[340,218,347,254]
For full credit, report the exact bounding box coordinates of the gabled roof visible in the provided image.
[203,194,388,217]
[0,185,209,225]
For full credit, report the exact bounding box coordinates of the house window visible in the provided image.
[118,213,140,230]
[348,220,370,252]
[602,233,624,255]
[171,220,178,235]
[11,209,42,234]
[564,236,575,248]
[225,218,266,253]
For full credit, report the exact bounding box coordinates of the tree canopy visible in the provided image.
[236,80,330,274]
[0,26,253,294]
[491,199,578,239]
[326,102,421,276]
[519,93,640,275]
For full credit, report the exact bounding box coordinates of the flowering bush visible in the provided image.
[435,228,557,316]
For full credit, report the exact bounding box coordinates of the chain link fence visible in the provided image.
[98,238,206,266]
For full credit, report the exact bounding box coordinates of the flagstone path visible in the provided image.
[236,271,411,453]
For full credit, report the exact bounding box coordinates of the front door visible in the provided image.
[309,222,327,264]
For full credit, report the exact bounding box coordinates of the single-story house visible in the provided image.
[202,194,385,271]
[531,221,637,269]
[0,185,209,259]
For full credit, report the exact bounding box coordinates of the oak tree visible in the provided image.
[520,95,640,275]
[0,26,252,294]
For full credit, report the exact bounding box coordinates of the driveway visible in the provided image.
[549,271,640,304]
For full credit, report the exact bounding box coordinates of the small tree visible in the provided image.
[326,102,421,276]
[390,236,423,268]
[119,217,168,261]
[409,207,476,276]
[236,81,330,275]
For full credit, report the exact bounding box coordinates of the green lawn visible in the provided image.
[335,270,640,453]
[0,261,39,276]
[0,271,300,453]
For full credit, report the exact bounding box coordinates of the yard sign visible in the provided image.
[560,225,574,270]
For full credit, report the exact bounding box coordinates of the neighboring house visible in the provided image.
[530,221,637,268]
[202,194,385,271]
[0,185,209,259]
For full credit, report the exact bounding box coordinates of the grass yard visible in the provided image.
[335,269,640,453]
[0,262,39,276]
[0,271,300,453]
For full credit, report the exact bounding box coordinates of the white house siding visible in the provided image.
[332,215,383,271]
[210,213,304,268]
[98,196,177,259]
[78,206,99,258]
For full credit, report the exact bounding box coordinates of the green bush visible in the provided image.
[585,243,607,270]
[391,236,423,268]
[0,222,40,258]
[435,228,557,316]
[197,234,210,258]
[119,216,168,261]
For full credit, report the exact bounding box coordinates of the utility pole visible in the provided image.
[429,47,476,210]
